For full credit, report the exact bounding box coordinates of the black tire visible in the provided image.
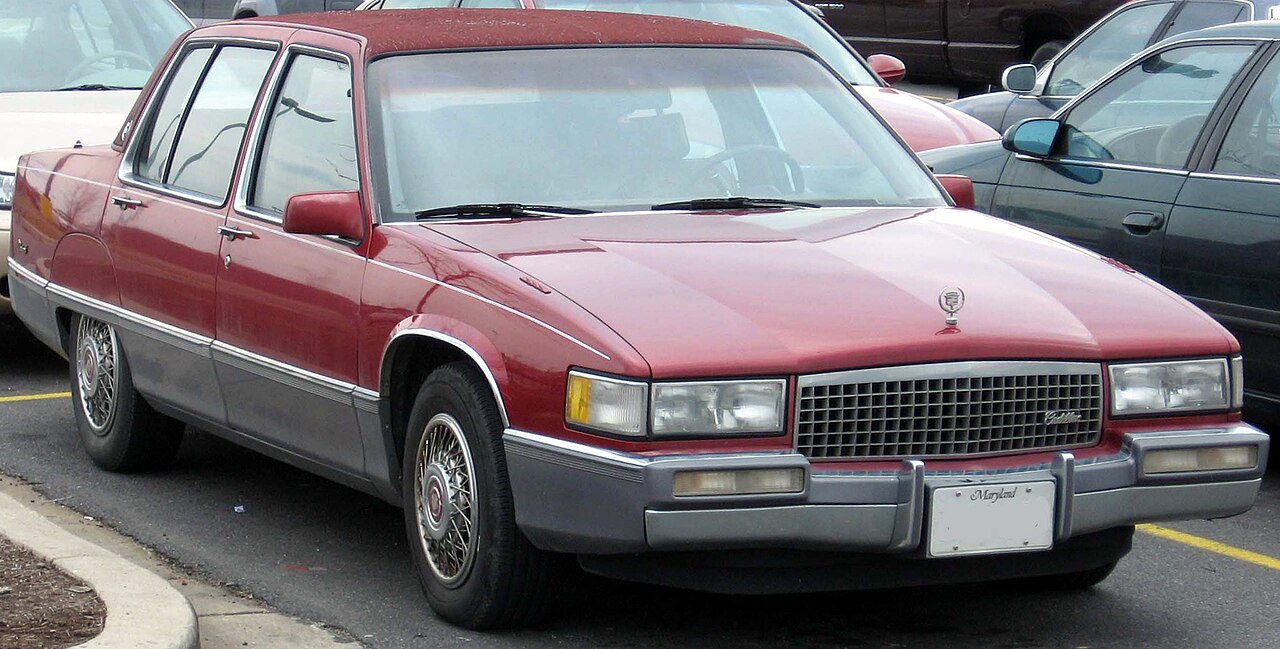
[67,313,184,472]
[401,361,557,629]
[1030,40,1068,69]
[1013,560,1118,591]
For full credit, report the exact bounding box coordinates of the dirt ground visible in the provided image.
[0,535,105,649]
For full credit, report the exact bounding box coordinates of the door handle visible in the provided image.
[111,195,143,209]
[217,225,255,241]
[1121,211,1165,235]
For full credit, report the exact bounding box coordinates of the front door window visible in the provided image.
[1046,1,1174,97]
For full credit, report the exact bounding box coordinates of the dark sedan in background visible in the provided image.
[924,21,1280,425]
[950,0,1272,132]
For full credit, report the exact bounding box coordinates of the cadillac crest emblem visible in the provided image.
[938,287,965,326]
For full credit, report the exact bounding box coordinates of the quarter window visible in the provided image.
[1060,44,1256,168]
[136,47,214,183]
[166,46,276,201]
[1214,54,1280,178]
[251,54,359,214]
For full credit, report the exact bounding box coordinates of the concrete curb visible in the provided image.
[0,490,199,649]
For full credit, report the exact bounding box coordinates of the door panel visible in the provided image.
[214,48,366,474]
[993,160,1183,277]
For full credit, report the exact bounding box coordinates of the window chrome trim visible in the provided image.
[118,37,283,210]
[234,44,358,226]
[1189,170,1280,184]
[1013,154,1192,175]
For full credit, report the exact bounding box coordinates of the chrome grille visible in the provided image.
[796,362,1103,459]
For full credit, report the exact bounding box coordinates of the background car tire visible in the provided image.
[1012,560,1118,591]
[401,361,558,629]
[1030,40,1068,68]
[68,313,185,472]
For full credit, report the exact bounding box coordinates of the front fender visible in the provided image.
[381,313,512,426]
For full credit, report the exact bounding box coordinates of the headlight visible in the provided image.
[565,372,786,438]
[565,371,648,437]
[1109,358,1231,416]
[0,172,14,210]
[652,380,785,437]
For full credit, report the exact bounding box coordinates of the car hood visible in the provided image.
[0,91,138,173]
[425,207,1234,378]
[855,86,999,152]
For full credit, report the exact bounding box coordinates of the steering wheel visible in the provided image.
[1155,114,1208,168]
[686,144,806,195]
[61,50,153,86]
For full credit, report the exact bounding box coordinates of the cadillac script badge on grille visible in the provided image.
[939,287,965,326]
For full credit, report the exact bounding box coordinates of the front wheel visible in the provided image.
[401,362,557,629]
[68,313,184,472]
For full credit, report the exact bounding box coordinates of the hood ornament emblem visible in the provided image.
[938,287,965,326]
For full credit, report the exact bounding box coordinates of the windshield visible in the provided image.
[0,0,190,93]
[368,47,945,219]
[539,0,878,86]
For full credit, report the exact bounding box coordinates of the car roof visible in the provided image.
[220,8,801,57]
[1166,18,1280,42]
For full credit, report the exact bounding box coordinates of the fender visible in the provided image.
[49,233,121,310]
[380,313,511,426]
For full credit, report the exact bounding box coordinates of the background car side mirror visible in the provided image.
[868,54,907,86]
[1002,64,1038,94]
[1002,118,1062,158]
[283,191,365,241]
[935,174,974,210]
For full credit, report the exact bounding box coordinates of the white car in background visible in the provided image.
[0,0,190,316]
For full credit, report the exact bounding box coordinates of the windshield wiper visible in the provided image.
[55,84,143,92]
[414,203,596,220]
[650,197,821,211]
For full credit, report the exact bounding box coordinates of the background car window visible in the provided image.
[539,0,880,86]
[1214,55,1280,178]
[1061,44,1255,167]
[167,47,276,201]
[1046,2,1174,97]
[382,0,455,5]
[1163,1,1249,38]
[460,0,520,7]
[136,47,215,183]
[0,0,190,93]
[252,54,359,214]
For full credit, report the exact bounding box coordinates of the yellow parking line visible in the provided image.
[0,391,71,403]
[1138,524,1280,571]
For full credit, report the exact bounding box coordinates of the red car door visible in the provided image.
[212,36,370,478]
[102,42,276,425]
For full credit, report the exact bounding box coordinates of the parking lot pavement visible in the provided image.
[2,315,1278,649]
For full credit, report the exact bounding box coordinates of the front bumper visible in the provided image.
[505,425,1268,556]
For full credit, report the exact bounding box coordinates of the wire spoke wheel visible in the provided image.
[413,413,478,587]
[75,316,120,435]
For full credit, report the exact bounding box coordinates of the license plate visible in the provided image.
[927,481,1055,558]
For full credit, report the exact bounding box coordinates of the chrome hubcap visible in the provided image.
[413,413,477,586]
[75,317,119,435]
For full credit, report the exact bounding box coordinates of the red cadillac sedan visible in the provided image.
[6,9,1267,630]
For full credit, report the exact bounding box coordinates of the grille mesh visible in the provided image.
[797,367,1102,459]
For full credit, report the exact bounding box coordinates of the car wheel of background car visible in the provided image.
[1030,40,1068,69]
[68,314,185,472]
[1012,560,1119,591]
[401,361,557,630]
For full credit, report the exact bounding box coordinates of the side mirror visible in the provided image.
[1002,118,1062,158]
[868,54,907,86]
[1001,63,1038,94]
[935,174,974,210]
[283,191,365,241]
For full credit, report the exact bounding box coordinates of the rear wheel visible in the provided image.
[1030,40,1068,68]
[68,313,184,472]
[402,362,557,629]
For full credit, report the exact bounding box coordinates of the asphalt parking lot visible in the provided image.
[2,316,1277,649]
